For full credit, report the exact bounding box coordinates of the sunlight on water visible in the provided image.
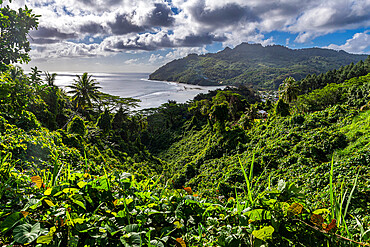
[43,72,225,109]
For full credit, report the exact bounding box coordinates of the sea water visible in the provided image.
[47,72,225,109]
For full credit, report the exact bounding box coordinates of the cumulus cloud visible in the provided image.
[9,0,369,61]
[124,58,139,64]
[326,31,370,54]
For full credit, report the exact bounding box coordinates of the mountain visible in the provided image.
[149,43,368,89]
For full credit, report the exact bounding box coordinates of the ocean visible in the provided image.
[47,72,225,110]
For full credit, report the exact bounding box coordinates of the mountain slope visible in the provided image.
[149,43,368,89]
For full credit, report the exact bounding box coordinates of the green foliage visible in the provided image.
[15,110,41,131]
[298,57,370,94]
[67,72,102,111]
[297,73,370,112]
[275,99,290,116]
[0,7,369,245]
[0,4,39,71]
[97,109,112,133]
[67,115,87,136]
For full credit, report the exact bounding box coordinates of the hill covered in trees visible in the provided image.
[149,43,368,88]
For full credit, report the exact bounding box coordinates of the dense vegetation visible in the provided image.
[149,43,368,89]
[1,3,369,246]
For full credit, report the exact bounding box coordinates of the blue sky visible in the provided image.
[7,0,370,73]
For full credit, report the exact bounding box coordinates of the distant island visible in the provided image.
[149,43,368,89]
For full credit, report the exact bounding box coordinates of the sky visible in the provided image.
[5,0,370,73]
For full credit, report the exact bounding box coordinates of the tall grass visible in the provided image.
[329,157,361,237]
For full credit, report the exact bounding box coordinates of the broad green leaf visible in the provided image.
[13,223,41,244]
[37,226,56,244]
[71,198,86,210]
[116,210,126,218]
[252,226,274,241]
[62,188,79,194]
[77,181,87,188]
[72,218,86,224]
[29,199,42,210]
[44,199,55,207]
[313,208,330,215]
[245,209,271,222]
[44,188,52,196]
[150,240,165,247]
[126,224,139,233]
[0,212,21,233]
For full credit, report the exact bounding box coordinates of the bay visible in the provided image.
[47,72,225,109]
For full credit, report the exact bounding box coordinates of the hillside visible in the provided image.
[149,43,368,88]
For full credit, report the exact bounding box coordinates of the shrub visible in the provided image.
[15,110,41,131]
[67,115,87,136]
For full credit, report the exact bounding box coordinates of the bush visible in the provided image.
[275,99,290,116]
[67,115,87,136]
[96,109,112,133]
[15,110,41,131]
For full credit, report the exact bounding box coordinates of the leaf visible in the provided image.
[71,198,86,210]
[310,214,324,226]
[245,209,271,222]
[77,181,87,188]
[175,238,186,247]
[13,223,40,244]
[20,211,29,218]
[0,212,21,233]
[116,210,126,218]
[31,176,43,189]
[37,226,56,244]
[287,203,303,216]
[174,221,183,229]
[313,208,330,215]
[44,187,52,196]
[324,219,337,233]
[62,188,79,194]
[150,240,165,247]
[126,224,139,233]
[44,199,55,207]
[252,226,275,241]
[183,186,193,195]
[277,180,286,191]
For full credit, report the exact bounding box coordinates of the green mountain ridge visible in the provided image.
[149,43,368,89]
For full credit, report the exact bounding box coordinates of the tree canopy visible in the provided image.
[0,1,39,71]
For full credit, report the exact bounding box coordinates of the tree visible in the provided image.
[44,71,57,87]
[96,109,112,133]
[0,2,39,71]
[279,77,300,113]
[29,67,42,87]
[279,77,300,104]
[67,72,101,111]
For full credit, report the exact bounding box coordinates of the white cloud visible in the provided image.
[149,54,164,63]
[326,31,370,54]
[124,58,139,64]
[3,0,368,64]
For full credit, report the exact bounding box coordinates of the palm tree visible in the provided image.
[44,71,57,87]
[278,77,300,104]
[67,72,101,111]
[279,77,301,113]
